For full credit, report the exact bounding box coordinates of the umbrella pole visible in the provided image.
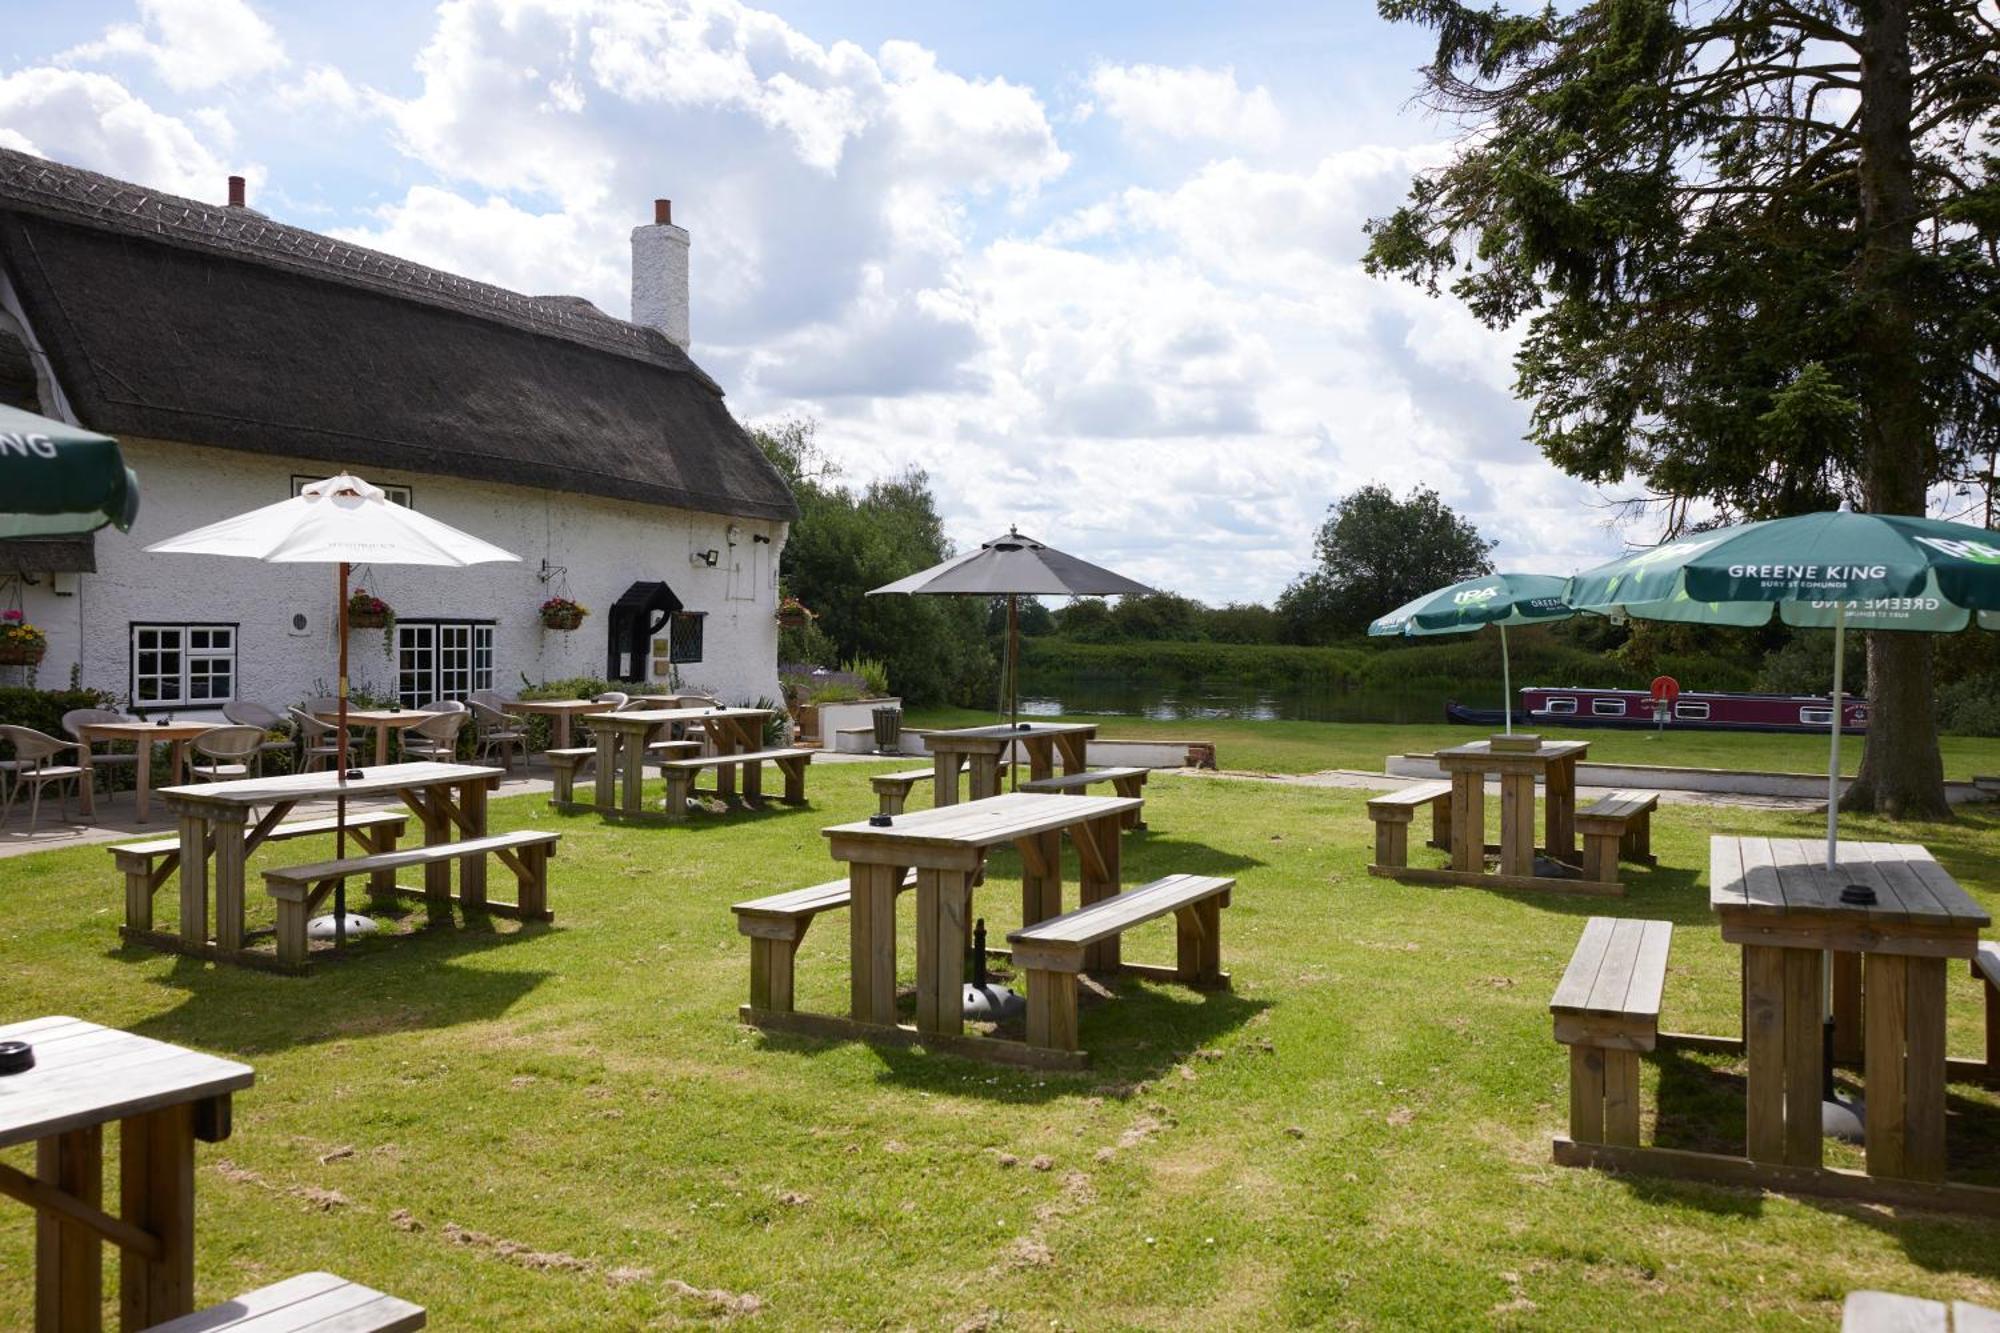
[336,561,351,949]
[1826,604,1846,871]
[1500,622,1512,736]
[1008,592,1020,791]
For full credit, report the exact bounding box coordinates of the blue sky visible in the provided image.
[0,0,1629,602]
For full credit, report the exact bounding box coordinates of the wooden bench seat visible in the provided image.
[1551,916,1673,1147]
[1575,789,1659,885]
[264,830,560,967]
[733,870,917,1012]
[548,742,701,804]
[1974,941,2000,1080]
[1007,873,1234,1053]
[871,767,935,816]
[1365,781,1453,869]
[142,1271,425,1331]
[657,747,814,819]
[1019,766,1150,830]
[112,809,409,936]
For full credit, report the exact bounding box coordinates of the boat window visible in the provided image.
[1800,706,1835,725]
[1544,697,1577,715]
[1591,697,1627,716]
[1674,700,1709,720]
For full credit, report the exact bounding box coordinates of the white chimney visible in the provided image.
[631,198,690,349]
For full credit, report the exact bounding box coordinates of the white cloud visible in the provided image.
[274,65,376,119]
[63,0,287,93]
[0,67,239,199]
[1086,62,1284,151]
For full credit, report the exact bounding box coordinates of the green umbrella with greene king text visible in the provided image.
[0,404,139,537]
[1563,504,2000,869]
[1368,572,1575,735]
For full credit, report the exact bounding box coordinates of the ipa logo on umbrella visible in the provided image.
[1916,536,2000,564]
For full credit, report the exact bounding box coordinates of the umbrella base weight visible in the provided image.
[307,913,378,940]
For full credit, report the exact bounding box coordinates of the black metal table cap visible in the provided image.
[0,1040,35,1075]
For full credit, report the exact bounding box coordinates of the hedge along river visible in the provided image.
[1015,669,1489,724]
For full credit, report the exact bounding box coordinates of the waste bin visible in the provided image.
[872,706,903,754]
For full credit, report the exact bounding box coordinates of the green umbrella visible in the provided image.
[1368,572,1575,734]
[0,404,139,537]
[1564,504,2000,868]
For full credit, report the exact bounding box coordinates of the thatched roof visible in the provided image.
[0,149,796,522]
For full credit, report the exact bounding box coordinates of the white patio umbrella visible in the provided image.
[147,473,518,944]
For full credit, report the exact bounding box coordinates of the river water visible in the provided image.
[1015,671,1491,724]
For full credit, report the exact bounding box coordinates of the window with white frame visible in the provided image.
[130,624,236,709]
[394,621,493,706]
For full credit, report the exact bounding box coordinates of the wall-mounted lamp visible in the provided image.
[751,533,771,545]
[690,548,720,568]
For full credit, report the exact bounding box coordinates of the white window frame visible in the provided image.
[1591,696,1628,716]
[1543,697,1578,715]
[394,620,494,706]
[1675,700,1710,720]
[1800,706,1835,726]
[291,475,413,507]
[130,623,237,711]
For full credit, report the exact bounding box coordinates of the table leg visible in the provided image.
[1055,733,1089,777]
[619,727,646,817]
[915,867,972,1035]
[135,740,156,824]
[714,722,740,803]
[1077,814,1122,973]
[1781,948,1824,1167]
[968,753,1001,801]
[1832,951,1863,1064]
[1743,945,1787,1163]
[553,712,571,750]
[176,813,209,945]
[1449,772,1483,873]
[594,728,618,813]
[35,1125,101,1333]
[420,789,451,905]
[1545,757,1576,859]
[1499,771,1536,877]
[459,780,488,910]
[1019,830,1063,927]
[375,724,393,767]
[1864,952,1908,1178]
[931,751,960,807]
[118,1103,195,1330]
[848,862,902,1026]
[1027,737,1054,784]
[210,807,250,953]
[77,741,95,819]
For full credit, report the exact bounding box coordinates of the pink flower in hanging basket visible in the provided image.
[1,610,20,623]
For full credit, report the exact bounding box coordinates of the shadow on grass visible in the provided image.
[123,902,554,1057]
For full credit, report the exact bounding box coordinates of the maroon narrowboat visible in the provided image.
[1447,686,1868,734]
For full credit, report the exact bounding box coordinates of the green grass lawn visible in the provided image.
[4,765,2000,1328]
[907,707,2000,781]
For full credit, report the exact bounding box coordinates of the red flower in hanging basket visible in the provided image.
[346,589,393,630]
[539,596,587,631]
[776,595,814,629]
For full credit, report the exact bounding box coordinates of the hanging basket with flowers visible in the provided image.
[776,595,814,630]
[0,611,46,666]
[540,596,587,632]
[347,589,394,631]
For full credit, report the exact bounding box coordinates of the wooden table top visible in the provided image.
[824,791,1137,852]
[79,721,219,741]
[505,698,606,714]
[320,708,434,727]
[1710,836,1990,952]
[586,706,772,727]
[159,760,502,809]
[0,1016,253,1148]
[1435,738,1589,763]
[926,721,1097,743]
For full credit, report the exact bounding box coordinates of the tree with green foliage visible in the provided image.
[1278,484,1495,642]
[1366,0,2000,817]
[756,419,994,707]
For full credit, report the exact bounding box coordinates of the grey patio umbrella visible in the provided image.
[0,404,139,536]
[869,527,1152,751]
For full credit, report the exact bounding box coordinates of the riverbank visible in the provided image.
[903,707,2000,780]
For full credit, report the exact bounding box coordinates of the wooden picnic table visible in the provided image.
[1711,836,1991,1180]
[0,1015,254,1332]
[585,706,774,817]
[822,791,1138,1041]
[504,698,603,749]
[310,705,432,765]
[148,761,503,962]
[1433,737,1590,877]
[924,721,1096,805]
[75,721,219,823]
[632,692,719,709]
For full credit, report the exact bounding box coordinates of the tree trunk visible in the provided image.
[1845,0,1951,819]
